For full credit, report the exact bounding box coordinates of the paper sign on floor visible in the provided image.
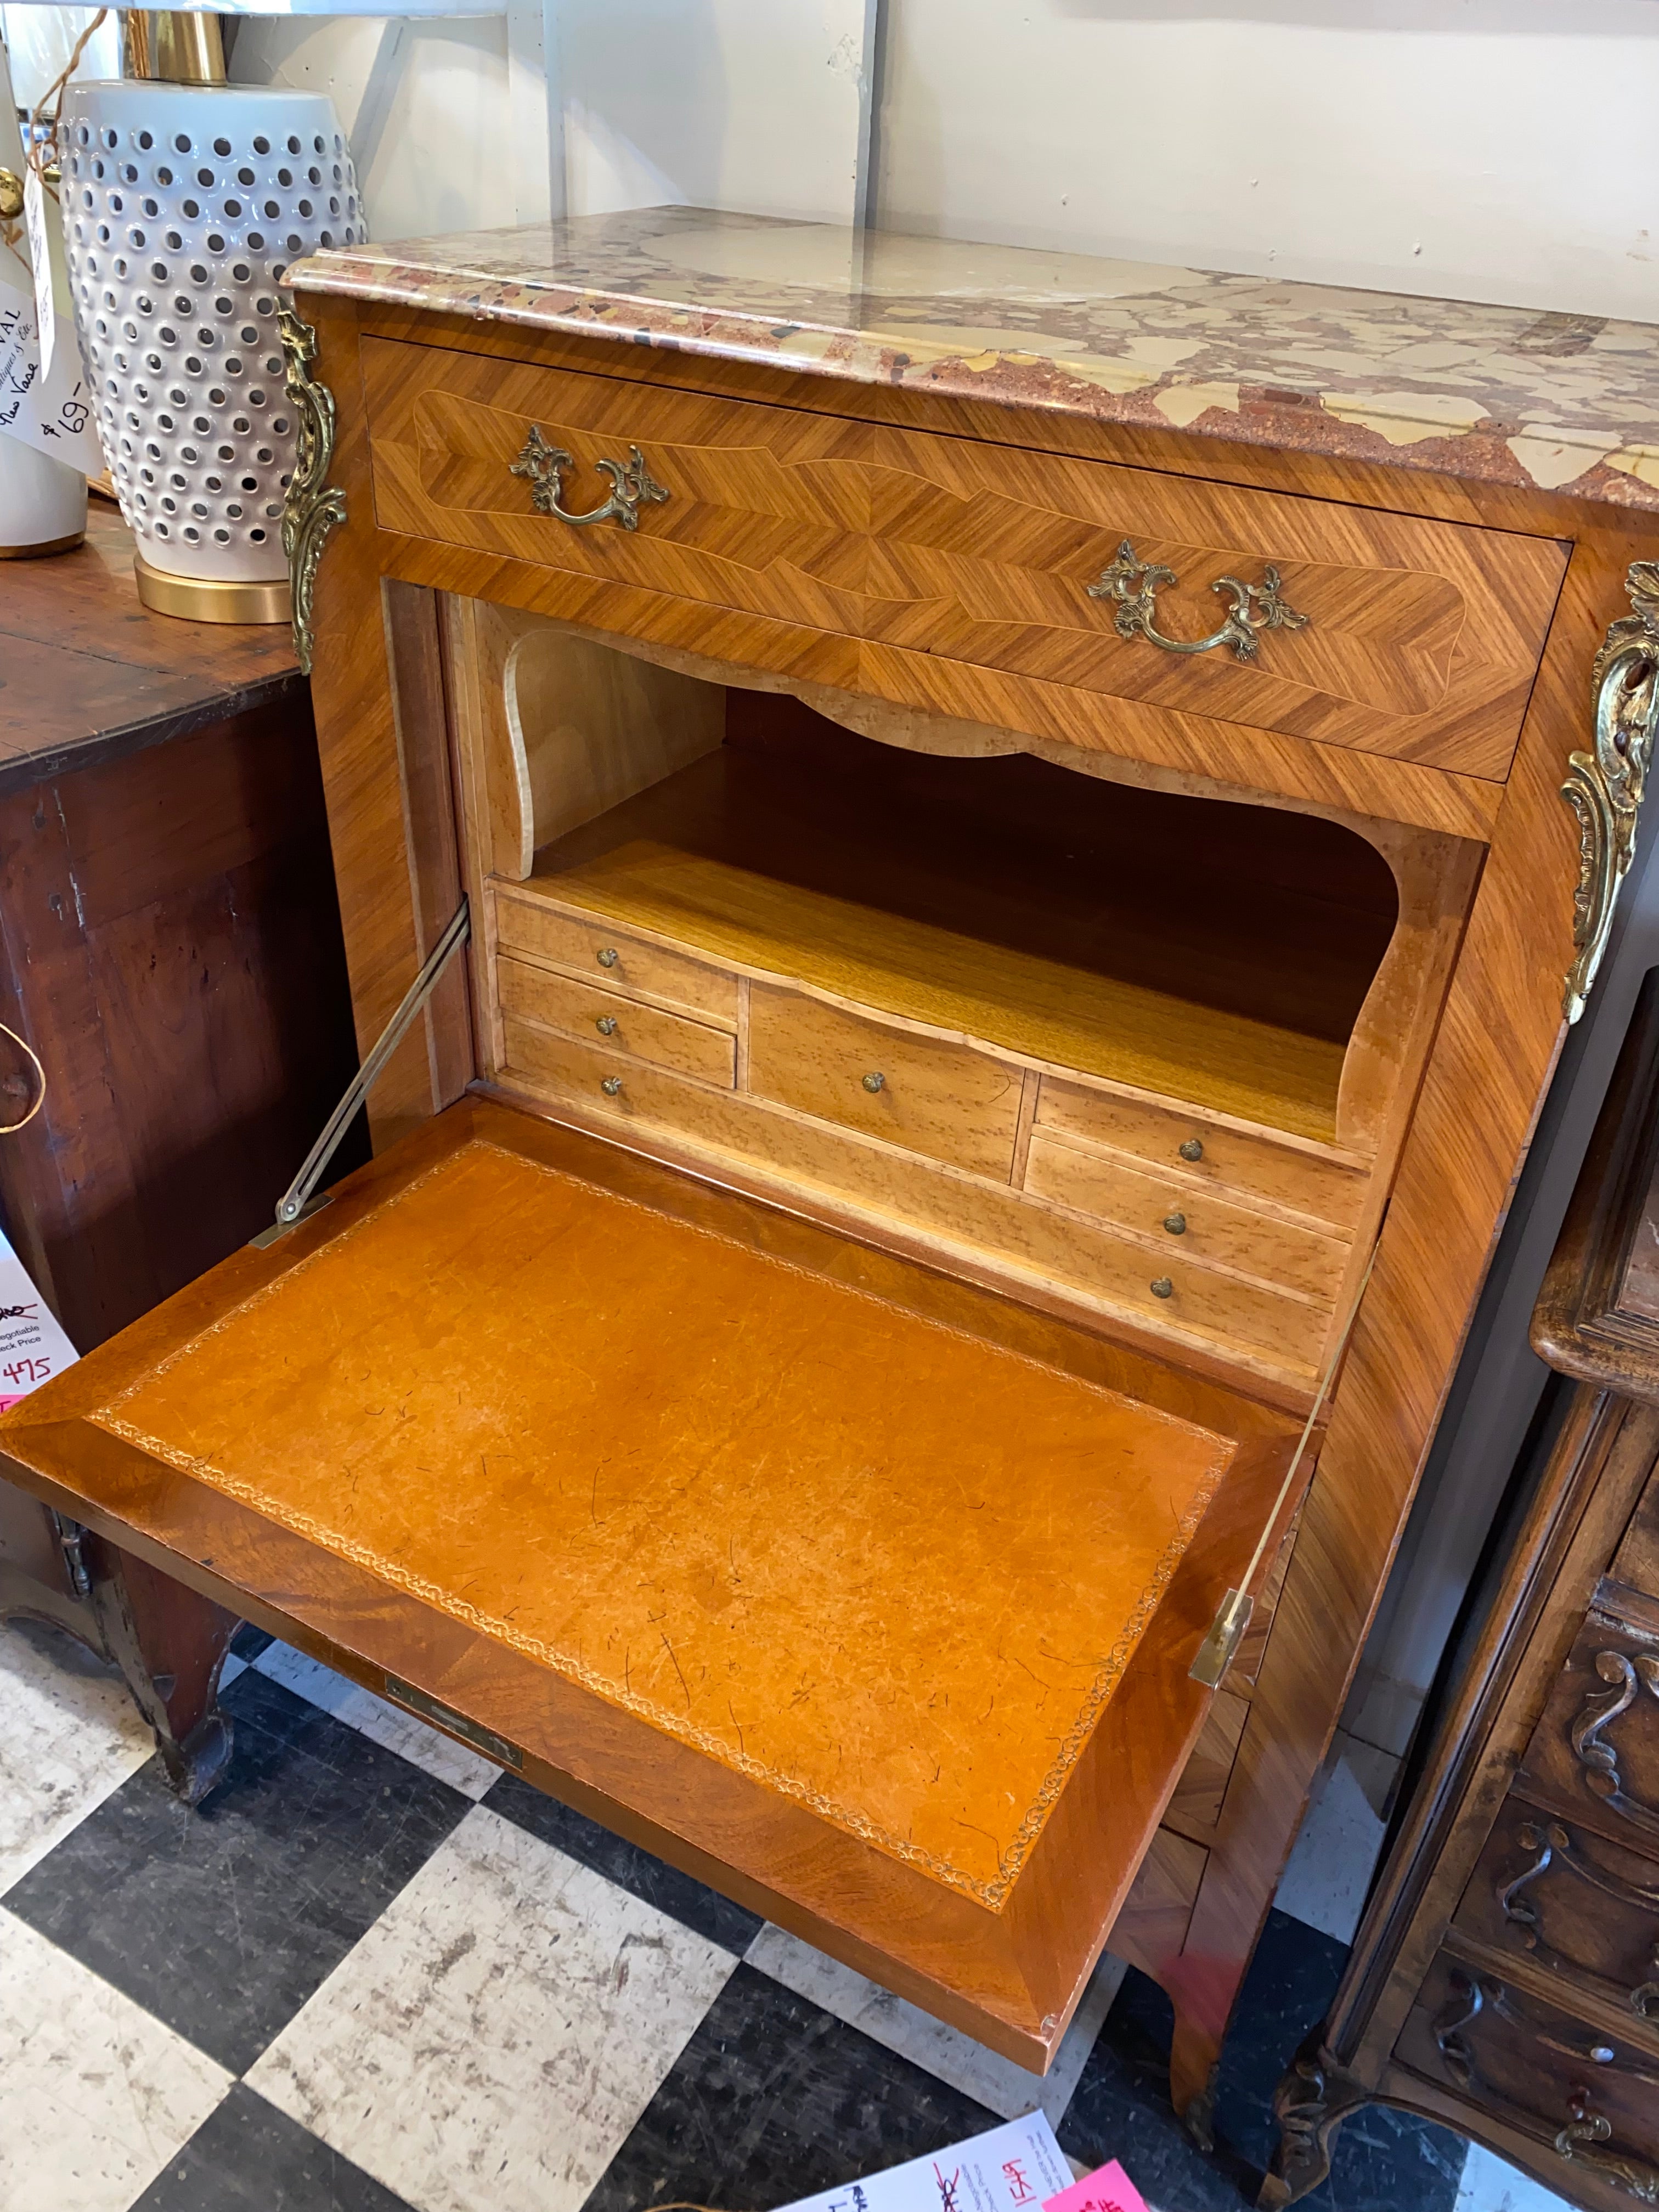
[778,2113,1075,2212]
[0,1226,77,1410]
[1042,2160,1149,2212]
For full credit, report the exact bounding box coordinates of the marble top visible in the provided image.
[295,205,1659,512]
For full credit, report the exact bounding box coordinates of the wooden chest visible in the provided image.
[3,211,1655,2115]
[1266,970,1659,2210]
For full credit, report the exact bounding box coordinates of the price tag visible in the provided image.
[0,1226,77,1413]
[22,161,55,379]
[0,265,100,471]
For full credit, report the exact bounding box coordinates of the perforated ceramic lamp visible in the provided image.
[58,79,363,620]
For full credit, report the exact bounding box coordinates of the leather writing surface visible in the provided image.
[91,1135,1231,1905]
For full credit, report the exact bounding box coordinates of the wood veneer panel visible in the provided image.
[1165,535,1621,2108]
[361,338,1565,781]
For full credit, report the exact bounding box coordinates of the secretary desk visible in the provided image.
[7,211,1659,2133]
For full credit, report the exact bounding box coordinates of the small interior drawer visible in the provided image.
[503,1019,1334,1379]
[1024,1128,1350,1304]
[498,955,736,1086]
[747,984,1024,1180]
[493,885,738,1027]
[1035,1077,1367,1234]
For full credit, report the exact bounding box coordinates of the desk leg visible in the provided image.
[0,1481,238,1803]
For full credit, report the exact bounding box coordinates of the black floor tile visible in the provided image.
[486,1771,765,1955]
[1062,1910,1466,2212]
[3,1667,470,2074]
[1060,1965,1253,2211]
[129,2086,417,2212]
[229,1622,276,1666]
[582,1962,998,2211]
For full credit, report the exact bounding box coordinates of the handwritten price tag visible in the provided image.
[1041,2163,1148,2212]
[0,266,100,471]
[0,1224,77,1414]
[23,163,55,377]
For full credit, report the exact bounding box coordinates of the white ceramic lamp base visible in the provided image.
[59,80,364,624]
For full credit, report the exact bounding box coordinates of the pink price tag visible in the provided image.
[1042,2162,1148,2212]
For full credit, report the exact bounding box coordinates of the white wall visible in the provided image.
[873,0,1659,319]
[229,15,521,243]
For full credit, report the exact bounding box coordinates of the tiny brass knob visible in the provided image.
[1163,1212,1187,1236]
[1150,1276,1174,1299]
[1179,1138,1204,1162]
[862,1071,885,1093]
[601,1075,623,1097]
[596,1015,618,1036]
[597,947,619,969]
[0,167,22,223]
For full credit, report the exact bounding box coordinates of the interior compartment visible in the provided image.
[521,678,1400,1145]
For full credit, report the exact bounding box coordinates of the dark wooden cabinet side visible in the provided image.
[0,684,361,1799]
[1264,972,1659,2211]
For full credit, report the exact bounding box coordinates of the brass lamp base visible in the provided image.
[0,532,85,560]
[134,555,292,627]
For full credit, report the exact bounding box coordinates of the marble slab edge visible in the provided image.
[290,249,1659,517]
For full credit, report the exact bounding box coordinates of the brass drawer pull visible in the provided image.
[1087,539,1309,664]
[1180,1138,1204,1162]
[1163,1212,1187,1237]
[601,1075,623,1097]
[596,947,619,969]
[1150,1277,1174,1299]
[596,1016,618,1037]
[511,426,670,532]
[862,1071,885,1093]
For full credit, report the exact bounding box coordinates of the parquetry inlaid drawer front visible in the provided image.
[747,984,1023,1181]
[1034,1076,1365,1235]
[361,338,1569,779]
[493,885,738,1027]
[1024,1128,1349,1305]
[498,955,737,1086]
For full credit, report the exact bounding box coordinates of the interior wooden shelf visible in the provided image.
[524,703,1398,1146]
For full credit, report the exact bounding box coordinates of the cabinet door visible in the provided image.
[0,1094,1300,2069]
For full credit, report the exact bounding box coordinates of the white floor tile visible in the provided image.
[1275,1735,1395,1944]
[247,1801,736,2212]
[0,1910,230,2212]
[253,1643,499,1797]
[1455,2142,1577,2212]
[746,1923,1126,2124]
[0,1618,156,1898]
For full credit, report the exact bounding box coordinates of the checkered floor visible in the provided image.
[1,1615,1568,2212]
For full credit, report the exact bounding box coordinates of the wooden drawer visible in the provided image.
[1517,1618,1659,1849]
[492,884,738,1027]
[746,984,1023,1181]
[1024,1128,1349,1304]
[498,956,736,1086]
[1397,1951,1659,2187]
[362,339,1568,780]
[1454,1799,1659,2021]
[1035,1077,1366,1234]
[502,1018,1334,1385]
